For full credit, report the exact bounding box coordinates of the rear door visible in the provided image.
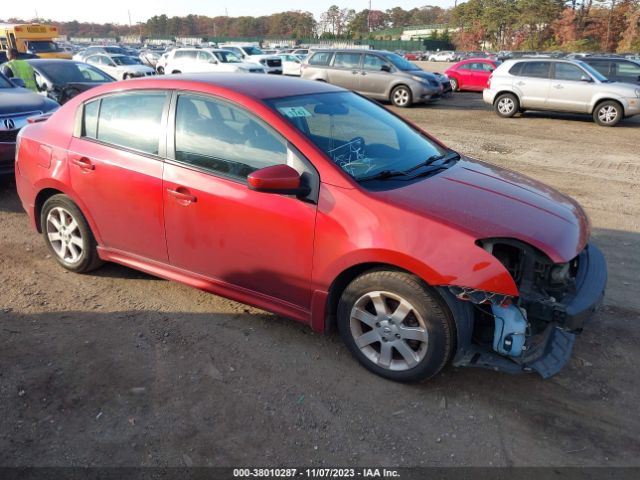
[473,61,495,90]
[327,52,362,91]
[514,61,551,109]
[547,62,593,112]
[613,60,640,84]
[68,90,170,261]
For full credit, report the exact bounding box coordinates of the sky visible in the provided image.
[5,1,458,25]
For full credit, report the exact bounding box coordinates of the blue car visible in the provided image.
[0,72,58,175]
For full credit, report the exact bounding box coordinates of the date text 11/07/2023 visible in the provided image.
[232,468,400,478]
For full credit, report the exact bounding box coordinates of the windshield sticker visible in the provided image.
[278,106,312,118]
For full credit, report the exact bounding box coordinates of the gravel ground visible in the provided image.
[1,71,639,467]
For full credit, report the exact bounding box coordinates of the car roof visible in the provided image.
[122,73,345,100]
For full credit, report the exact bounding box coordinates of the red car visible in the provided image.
[445,58,500,92]
[15,75,606,382]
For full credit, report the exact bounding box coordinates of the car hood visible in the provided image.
[0,88,59,115]
[406,70,437,80]
[375,157,589,263]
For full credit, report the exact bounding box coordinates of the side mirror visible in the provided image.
[489,68,495,73]
[381,65,391,73]
[247,164,309,196]
[209,59,218,64]
[580,75,593,82]
[11,78,25,88]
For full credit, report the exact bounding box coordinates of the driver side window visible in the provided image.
[174,94,289,180]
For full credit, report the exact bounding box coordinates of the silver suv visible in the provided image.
[484,58,640,126]
[301,49,443,107]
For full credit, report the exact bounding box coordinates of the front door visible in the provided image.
[359,53,393,97]
[68,90,169,261]
[162,93,318,308]
[547,63,594,113]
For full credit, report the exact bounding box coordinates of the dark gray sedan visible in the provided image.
[0,72,58,175]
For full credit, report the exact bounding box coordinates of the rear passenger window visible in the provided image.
[81,92,167,155]
[174,94,288,180]
[309,52,333,66]
[333,53,361,69]
[520,62,551,79]
[363,54,387,71]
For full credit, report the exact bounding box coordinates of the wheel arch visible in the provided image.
[323,262,472,363]
[590,97,625,116]
[33,184,103,244]
[493,89,521,106]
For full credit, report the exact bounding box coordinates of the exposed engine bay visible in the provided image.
[447,238,607,378]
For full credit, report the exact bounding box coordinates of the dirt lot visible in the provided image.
[1,72,639,467]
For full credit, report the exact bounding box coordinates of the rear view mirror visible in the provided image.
[314,103,349,116]
[11,78,25,88]
[381,65,391,72]
[247,164,310,196]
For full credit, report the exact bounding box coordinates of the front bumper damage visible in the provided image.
[451,243,607,378]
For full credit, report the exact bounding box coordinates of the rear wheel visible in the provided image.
[593,100,622,127]
[41,195,103,273]
[390,85,412,108]
[337,270,454,382]
[171,70,181,74]
[494,93,519,118]
[449,77,459,92]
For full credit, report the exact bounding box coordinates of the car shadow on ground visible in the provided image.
[0,177,22,213]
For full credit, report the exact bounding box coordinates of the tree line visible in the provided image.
[2,1,639,52]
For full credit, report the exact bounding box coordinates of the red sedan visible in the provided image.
[15,75,606,382]
[445,58,500,92]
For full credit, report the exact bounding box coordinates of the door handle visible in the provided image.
[351,70,359,75]
[167,187,197,204]
[360,71,367,75]
[70,156,95,170]
[516,81,525,86]
[553,84,564,89]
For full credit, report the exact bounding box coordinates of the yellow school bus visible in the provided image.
[0,23,72,59]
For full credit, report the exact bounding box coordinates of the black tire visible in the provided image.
[494,92,519,118]
[449,77,459,92]
[593,100,623,127]
[337,269,454,382]
[156,66,164,75]
[171,70,181,74]
[122,73,130,80]
[390,85,413,108]
[41,195,103,273]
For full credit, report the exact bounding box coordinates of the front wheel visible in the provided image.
[593,100,622,127]
[390,85,412,108]
[494,93,519,118]
[41,195,103,273]
[337,270,454,382]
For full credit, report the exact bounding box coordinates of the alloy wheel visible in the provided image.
[393,88,410,107]
[598,105,618,124]
[349,291,429,371]
[497,97,515,115]
[46,207,84,264]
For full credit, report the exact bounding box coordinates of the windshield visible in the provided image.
[383,53,420,71]
[215,51,242,63]
[112,56,139,66]
[267,92,447,181]
[38,62,114,83]
[243,46,263,55]
[577,61,609,82]
[26,40,61,53]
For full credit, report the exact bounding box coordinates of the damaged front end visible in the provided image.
[447,239,607,378]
